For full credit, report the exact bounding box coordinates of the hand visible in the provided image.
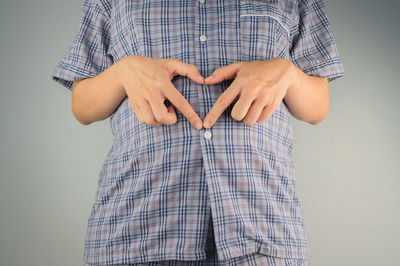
[202,57,296,128]
[116,55,205,129]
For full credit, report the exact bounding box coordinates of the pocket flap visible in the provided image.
[239,1,291,37]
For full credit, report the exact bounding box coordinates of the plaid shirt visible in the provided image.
[51,0,344,264]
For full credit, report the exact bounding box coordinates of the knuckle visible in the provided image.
[247,120,255,126]
[252,84,263,94]
[169,58,180,65]
[155,114,169,125]
[129,97,135,106]
[231,109,243,121]
[153,79,164,89]
[153,113,163,123]
[142,118,150,124]
[147,90,158,100]
[167,115,178,125]
[267,97,277,107]
[242,119,251,126]
[236,73,245,81]
[129,100,138,112]
[190,64,197,71]
[129,101,135,110]
[231,113,241,121]
[235,61,244,67]
[150,120,161,126]
[163,119,174,125]
[162,59,173,68]
[262,94,272,104]
[145,118,156,125]
[159,58,170,67]
[137,117,145,124]
[141,90,151,100]
[271,100,280,109]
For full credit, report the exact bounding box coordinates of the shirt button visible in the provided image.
[204,129,212,139]
[199,0,205,3]
[199,34,207,42]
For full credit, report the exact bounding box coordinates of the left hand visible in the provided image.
[202,57,296,128]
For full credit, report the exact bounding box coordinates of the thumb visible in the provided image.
[204,62,243,84]
[166,58,204,84]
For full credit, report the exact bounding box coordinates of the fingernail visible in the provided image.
[195,121,203,130]
[197,75,204,81]
[203,120,211,128]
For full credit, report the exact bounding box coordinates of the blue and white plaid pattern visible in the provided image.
[52,0,344,265]
[83,215,310,265]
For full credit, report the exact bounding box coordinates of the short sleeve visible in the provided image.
[289,0,344,82]
[51,0,114,91]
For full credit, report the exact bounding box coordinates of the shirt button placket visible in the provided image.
[196,0,219,258]
[198,0,211,140]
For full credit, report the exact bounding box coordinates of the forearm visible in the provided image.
[71,60,126,125]
[283,62,330,125]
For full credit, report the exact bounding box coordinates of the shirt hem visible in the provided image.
[51,61,99,91]
[301,57,345,83]
[216,240,309,261]
[83,250,207,265]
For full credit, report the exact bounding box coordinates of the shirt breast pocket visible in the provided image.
[239,1,291,62]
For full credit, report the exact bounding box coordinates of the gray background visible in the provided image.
[1,0,399,265]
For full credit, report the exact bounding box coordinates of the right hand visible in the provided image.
[116,55,205,130]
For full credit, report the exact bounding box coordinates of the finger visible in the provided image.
[166,105,177,119]
[137,99,162,126]
[230,91,256,122]
[162,80,203,130]
[128,96,140,118]
[256,100,279,123]
[148,94,177,125]
[204,62,243,84]
[165,58,204,84]
[242,98,266,126]
[203,78,241,128]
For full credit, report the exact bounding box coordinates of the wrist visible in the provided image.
[111,58,127,97]
[286,60,301,99]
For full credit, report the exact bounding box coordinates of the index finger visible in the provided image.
[203,78,241,128]
[162,80,203,130]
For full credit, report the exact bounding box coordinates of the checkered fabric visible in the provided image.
[83,210,309,265]
[51,0,344,265]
